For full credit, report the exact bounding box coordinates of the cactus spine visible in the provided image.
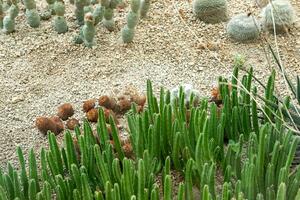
[53,0,68,33]
[102,0,118,31]
[140,0,150,18]
[24,0,40,27]
[82,12,96,47]
[3,0,18,33]
[121,0,140,43]
[227,13,261,42]
[193,0,228,24]
[261,0,296,34]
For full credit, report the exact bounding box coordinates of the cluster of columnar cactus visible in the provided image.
[227,13,261,42]
[261,0,296,34]
[193,0,228,24]
[140,0,150,18]
[53,0,68,33]
[102,0,118,31]
[121,0,140,43]
[24,0,40,27]
[3,0,18,33]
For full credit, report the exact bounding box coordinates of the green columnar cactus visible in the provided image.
[227,13,261,42]
[121,0,140,43]
[93,4,104,25]
[102,0,118,31]
[75,0,85,25]
[53,1,68,33]
[140,0,150,18]
[24,0,40,27]
[3,3,18,33]
[193,0,228,24]
[261,0,295,34]
[82,12,96,47]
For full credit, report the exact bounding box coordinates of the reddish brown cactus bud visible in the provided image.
[50,116,64,133]
[99,95,117,110]
[57,103,74,120]
[83,99,96,112]
[36,117,59,135]
[86,108,98,122]
[66,118,80,130]
[131,94,146,106]
[117,97,131,113]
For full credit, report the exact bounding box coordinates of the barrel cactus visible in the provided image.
[261,0,296,33]
[121,0,140,43]
[3,2,18,33]
[53,0,68,33]
[83,12,96,47]
[140,0,150,18]
[227,13,261,42]
[24,0,40,27]
[193,0,228,24]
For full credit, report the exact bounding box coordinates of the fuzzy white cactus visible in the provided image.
[261,0,296,33]
[227,13,261,42]
[170,84,200,107]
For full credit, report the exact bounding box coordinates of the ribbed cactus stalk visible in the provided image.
[102,0,118,31]
[3,1,18,33]
[193,0,228,24]
[82,12,96,47]
[53,0,68,33]
[227,13,261,42]
[24,0,40,27]
[261,0,295,34]
[75,0,85,25]
[121,0,140,43]
[93,4,104,25]
[140,0,150,18]
[0,0,3,28]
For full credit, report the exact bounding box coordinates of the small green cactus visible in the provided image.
[261,0,296,34]
[102,0,119,31]
[93,4,104,25]
[193,0,228,24]
[3,2,18,33]
[121,0,140,43]
[82,12,96,47]
[140,0,150,18]
[75,0,85,25]
[53,0,68,33]
[24,0,40,27]
[227,13,261,42]
[45,0,55,15]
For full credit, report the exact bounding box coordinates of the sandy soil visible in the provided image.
[0,0,299,168]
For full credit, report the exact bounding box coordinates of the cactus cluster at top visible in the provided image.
[227,13,261,42]
[2,0,18,33]
[193,0,228,24]
[102,0,119,31]
[261,0,296,34]
[23,0,40,28]
[121,0,140,43]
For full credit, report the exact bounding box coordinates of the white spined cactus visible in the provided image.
[227,13,261,42]
[261,0,296,34]
[193,0,228,24]
[170,84,200,107]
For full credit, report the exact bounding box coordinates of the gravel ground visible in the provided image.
[0,0,299,169]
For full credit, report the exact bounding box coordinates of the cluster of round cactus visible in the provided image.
[227,13,261,42]
[261,0,295,34]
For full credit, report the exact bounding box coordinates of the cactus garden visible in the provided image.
[0,0,300,199]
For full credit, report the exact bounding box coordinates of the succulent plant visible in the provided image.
[45,0,55,15]
[227,13,261,42]
[24,0,40,27]
[140,0,150,18]
[93,4,104,25]
[193,0,228,24]
[121,0,140,43]
[170,83,200,107]
[75,0,85,25]
[261,0,296,33]
[102,0,119,31]
[53,0,68,33]
[82,12,96,47]
[0,0,3,28]
[3,2,18,33]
